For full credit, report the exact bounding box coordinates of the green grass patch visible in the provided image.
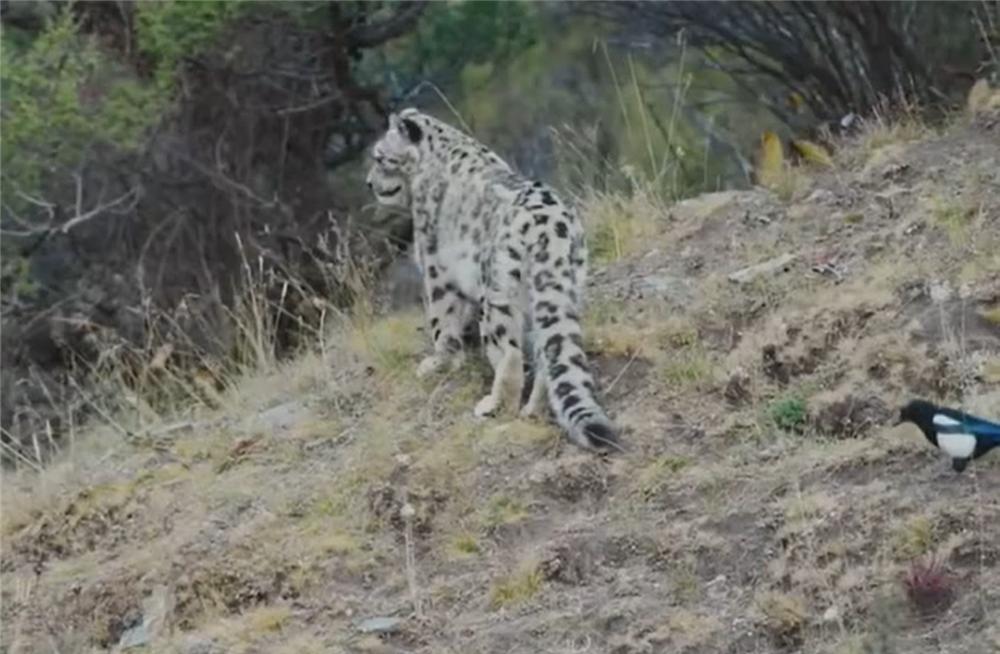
[769,395,808,432]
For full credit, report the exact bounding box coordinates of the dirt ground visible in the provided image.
[2,114,999,653]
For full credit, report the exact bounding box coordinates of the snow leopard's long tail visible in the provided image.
[533,316,621,451]
[528,235,621,452]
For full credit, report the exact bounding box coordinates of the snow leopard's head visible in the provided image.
[370,109,426,176]
[365,161,410,209]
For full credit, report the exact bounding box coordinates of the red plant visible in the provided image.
[902,556,955,617]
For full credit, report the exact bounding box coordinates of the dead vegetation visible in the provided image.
[3,106,1000,653]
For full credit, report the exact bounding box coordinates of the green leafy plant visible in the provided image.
[769,395,808,432]
[1,12,157,206]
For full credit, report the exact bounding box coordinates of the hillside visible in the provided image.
[2,112,999,654]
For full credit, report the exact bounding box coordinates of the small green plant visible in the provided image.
[933,198,979,245]
[981,306,1000,326]
[661,348,714,392]
[633,455,689,498]
[670,556,702,605]
[481,495,529,529]
[451,534,481,557]
[769,396,808,432]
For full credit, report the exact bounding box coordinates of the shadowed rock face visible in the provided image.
[385,256,424,311]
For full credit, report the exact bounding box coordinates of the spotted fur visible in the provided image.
[367,109,619,451]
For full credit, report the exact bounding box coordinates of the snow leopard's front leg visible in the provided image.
[417,260,475,378]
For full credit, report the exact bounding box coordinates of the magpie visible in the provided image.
[897,399,1000,472]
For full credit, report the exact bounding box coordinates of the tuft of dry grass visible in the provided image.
[856,103,931,156]
[981,306,1000,326]
[244,605,292,634]
[346,309,425,377]
[481,494,531,530]
[890,515,936,561]
[581,176,670,264]
[659,346,715,392]
[631,455,689,498]
[754,131,815,201]
[450,534,482,558]
[651,609,723,650]
[756,591,809,643]
[490,560,543,609]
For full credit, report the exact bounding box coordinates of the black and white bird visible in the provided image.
[898,399,1000,472]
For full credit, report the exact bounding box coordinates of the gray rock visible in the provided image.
[255,400,310,431]
[179,636,222,654]
[385,257,423,310]
[728,253,797,284]
[115,585,172,651]
[355,616,404,634]
[117,623,150,650]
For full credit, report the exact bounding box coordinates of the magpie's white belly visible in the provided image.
[938,432,977,458]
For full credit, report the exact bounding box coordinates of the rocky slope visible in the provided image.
[2,113,999,654]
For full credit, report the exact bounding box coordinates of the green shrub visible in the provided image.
[135,0,250,90]
[1,2,248,221]
[1,12,155,204]
[769,396,808,432]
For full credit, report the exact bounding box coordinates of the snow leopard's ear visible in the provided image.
[388,110,423,144]
[400,117,423,144]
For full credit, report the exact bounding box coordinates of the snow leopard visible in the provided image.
[366,108,619,451]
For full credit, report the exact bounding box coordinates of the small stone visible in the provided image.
[806,189,835,204]
[728,253,797,285]
[724,370,752,406]
[356,616,403,634]
[255,400,309,431]
[117,623,150,650]
[822,605,840,623]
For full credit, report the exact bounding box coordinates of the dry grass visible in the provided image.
[846,100,933,164]
[580,176,670,264]
[490,560,543,609]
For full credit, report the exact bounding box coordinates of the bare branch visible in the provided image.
[60,185,141,234]
[579,0,961,125]
[1,179,140,239]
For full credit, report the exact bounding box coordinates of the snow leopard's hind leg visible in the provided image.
[473,247,526,417]
[520,341,547,418]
